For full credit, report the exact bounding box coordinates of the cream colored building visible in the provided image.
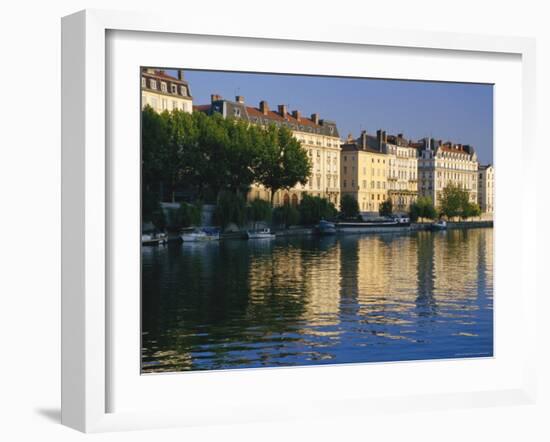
[196,96,341,207]
[141,68,193,113]
[418,138,479,208]
[477,164,494,213]
[376,131,419,213]
[340,135,389,214]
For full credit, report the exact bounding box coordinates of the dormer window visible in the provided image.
[180,86,187,96]
[233,108,241,117]
[150,79,157,90]
[160,82,167,93]
[141,77,146,88]
[171,84,177,94]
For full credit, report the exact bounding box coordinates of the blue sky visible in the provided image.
[167,69,493,165]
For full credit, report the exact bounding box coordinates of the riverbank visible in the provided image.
[160,220,494,243]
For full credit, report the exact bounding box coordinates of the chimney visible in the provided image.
[360,130,367,149]
[382,131,387,143]
[397,133,403,139]
[211,94,222,103]
[235,95,245,103]
[260,100,269,115]
[292,110,301,121]
[311,113,320,125]
[376,129,383,148]
[177,70,184,81]
[278,104,288,117]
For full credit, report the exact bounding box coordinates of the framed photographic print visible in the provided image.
[61,9,537,433]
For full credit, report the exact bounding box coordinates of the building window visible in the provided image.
[343,180,347,188]
[180,86,187,96]
[141,77,146,88]
[171,84,177,93]
[160,82,167,93]
[150,79,157,90]
[233,108,241,117]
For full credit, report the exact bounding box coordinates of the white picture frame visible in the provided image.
[61,9,537,433]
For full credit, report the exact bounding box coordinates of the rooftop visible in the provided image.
[196,95,340,138]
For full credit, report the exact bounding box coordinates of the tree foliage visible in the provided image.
[213,191,247,228]
[379,198,393,217]
[340,194,360,219]
[175,201,202,228]
[142,191,166,231]
[439,183,479,220]
[254,125,311,204]
[273,204,300,228]
[142,108,311,207]
[247,198,273,224]
[298,194,337,225]
[409,196,437,222]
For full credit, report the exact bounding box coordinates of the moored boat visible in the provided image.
[430,220,447,231]
[316,219,337,235]
[142,232,168,246]
[181,227,220,242]
[246,228,275,240]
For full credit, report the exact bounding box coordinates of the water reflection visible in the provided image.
[142,228,493,372]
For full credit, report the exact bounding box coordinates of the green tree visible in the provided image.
[142,191,166,231]
[214,191,247,228]
[439,183,470,220]
[141,106,169,195]
[409,196,437,222]
[175,201,202,228]
[340,194,360,219]
[255,125,311,205]
[273,203,300,228]
[379,198,393,217]
[224,118,262,194]
[247,199,272,226]
[462,202,481,220]
[298,194,337,225]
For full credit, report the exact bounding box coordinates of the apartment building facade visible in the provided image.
[141,68,193,113]
[340,135,389,214]
[376,130,419,213]
[477,164,494,213]
[418,138,479,208]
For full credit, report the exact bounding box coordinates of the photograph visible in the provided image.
[140,67,494,374]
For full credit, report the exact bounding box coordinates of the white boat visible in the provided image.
[142,232,167,246]
[316,219,337,235]
[180,227,220,242]
[246,228,275,240]
[430,220,447,231]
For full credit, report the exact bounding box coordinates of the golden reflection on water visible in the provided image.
[142,228,493,373]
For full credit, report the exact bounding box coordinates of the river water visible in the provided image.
[141,228,493,373]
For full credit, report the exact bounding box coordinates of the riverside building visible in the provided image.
[477,164,494,213]
[418,138,479,208]
[141,68,193,113]
[340,133,389,214]
[195,95,341,208]
[375,130,419,213]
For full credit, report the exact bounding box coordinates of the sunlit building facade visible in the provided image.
[340,133,389,214]
[141,68,193,113]
[418,138,478,208]
[477,164,494,214]
[376,130,419,213]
